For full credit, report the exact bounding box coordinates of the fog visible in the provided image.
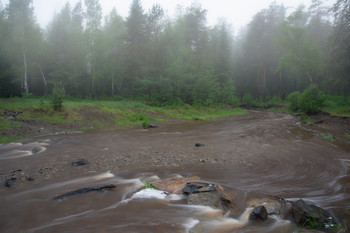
[0,0,348,101]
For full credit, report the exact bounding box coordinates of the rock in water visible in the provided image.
[71,159,88,166]
[195,143,205,147]
[291,199,338,229]
[251,206,268,221]
[183,182,216,196]
[4,177,17,188]
[151,176,200,194]
[148,124,158,128]
[187,192,221,208]
[183,182,222,208]
[52,184,116,200]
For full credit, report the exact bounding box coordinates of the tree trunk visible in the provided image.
[23,51,29,94]
[263,67,266,102]
[280,70,284,100]
[256,69,260,100]
[38,64,47,96]
[112,79,115,96]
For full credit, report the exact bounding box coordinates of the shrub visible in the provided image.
[299,85,325,115]
[241,93,255,107]
[287,91,301,111]
[50,83,66,111]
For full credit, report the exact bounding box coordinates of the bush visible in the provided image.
[50,83,66,111]
[299,85,325,115]
[287,91,301,111]
[241,93,256,107]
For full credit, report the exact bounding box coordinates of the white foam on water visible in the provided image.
[92,171,115,180]
[12,172,116,198]
[0,140,50,159]
[187,208,253,233]
[183,218,200,233]
[132,188,168,199]
[0,149,33,159]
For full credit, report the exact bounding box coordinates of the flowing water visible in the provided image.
[0,111,350,233]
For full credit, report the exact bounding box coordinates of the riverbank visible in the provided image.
[0,98,247,144]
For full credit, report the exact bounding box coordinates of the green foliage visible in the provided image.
[298,85,325,115]
[287,91,301,111]
[241,93,256,107]
[322,96,350,117]
[50,83,66,111]
[144,180,155,189]
[321,133,335,142]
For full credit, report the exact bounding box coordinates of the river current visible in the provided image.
[0,112,349,232]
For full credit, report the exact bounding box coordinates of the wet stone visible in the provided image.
[71,159,89,166]
[291,199,338,230]
[195,143,205,147]
[52,184,117,200]
[5,177,17,188]
[183,182,216,196]
[148,124,158,128]
[251,205,268,221]
[187,191,221,208]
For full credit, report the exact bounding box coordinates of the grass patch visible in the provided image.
[322,96,350,117]
[0,118,22,130]
[0,97,248,144]
[0,135,23,144]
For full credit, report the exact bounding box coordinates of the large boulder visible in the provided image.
[183,182,219,207]
[151,176,200,194]
[187,192,221,208]
[291,199,338,230]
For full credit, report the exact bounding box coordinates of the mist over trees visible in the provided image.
[0,0,349,105]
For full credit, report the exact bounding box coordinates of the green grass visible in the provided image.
[321,96,350,117]
[0,118,22,130]
[0,97,248,144]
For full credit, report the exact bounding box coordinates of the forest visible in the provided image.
[0,0,349,107]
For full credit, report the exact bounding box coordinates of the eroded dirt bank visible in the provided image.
[0,111,350,233]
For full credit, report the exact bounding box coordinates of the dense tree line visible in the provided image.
[0,0,349,105]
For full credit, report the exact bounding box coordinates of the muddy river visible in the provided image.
[0,111,349,232]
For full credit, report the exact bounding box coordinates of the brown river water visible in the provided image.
[0,111,350,233]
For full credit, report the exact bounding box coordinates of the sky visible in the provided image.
[1,0,336,30]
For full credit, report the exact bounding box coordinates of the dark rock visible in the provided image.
[195,143,205,147]
[4,110,19,119]
[26,176,34,181]
[148,124,158,128]
[5,177,17,187]
[10,169,22,174]
[291,199,338,230]
[294,113,303,117]
[251,205,268,221]
[183,182,216,196]
[52,184,116,200]
[313,120,324,125]
[71,159,89,166]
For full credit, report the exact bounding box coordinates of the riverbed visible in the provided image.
[0,111,349,232]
